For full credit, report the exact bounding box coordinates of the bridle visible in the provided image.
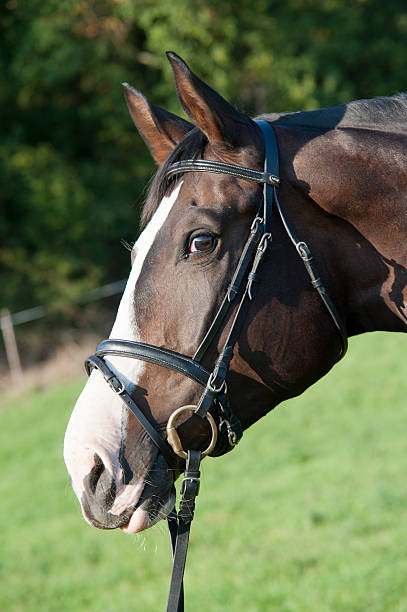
[85,121,348,612]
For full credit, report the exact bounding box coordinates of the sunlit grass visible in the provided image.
[1,331,407,611]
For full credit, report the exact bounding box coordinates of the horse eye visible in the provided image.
[188,234,216,254]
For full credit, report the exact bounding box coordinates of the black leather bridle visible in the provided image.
[85,121,348,612]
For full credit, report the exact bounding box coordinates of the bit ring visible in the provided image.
[166,405,218,460]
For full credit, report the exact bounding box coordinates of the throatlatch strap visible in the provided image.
[272,185,348,358]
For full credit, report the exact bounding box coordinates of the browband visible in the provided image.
[165,154,280,187]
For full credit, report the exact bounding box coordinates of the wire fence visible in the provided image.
[0,279,126,387]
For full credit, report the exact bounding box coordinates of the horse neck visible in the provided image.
[276,124,407,335]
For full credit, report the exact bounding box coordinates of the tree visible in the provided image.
[1,0,406,313]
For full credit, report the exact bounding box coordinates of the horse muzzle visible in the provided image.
[78,452,175,532]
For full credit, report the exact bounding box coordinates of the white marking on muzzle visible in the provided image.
[64,182,183,515]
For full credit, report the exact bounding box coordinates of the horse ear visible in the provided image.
[122,83,193,165]
[166,51,253,151]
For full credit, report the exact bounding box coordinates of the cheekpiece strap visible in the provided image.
[256,120,279,233]
[256,120,279,178]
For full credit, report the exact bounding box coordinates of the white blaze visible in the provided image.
[64,182,182,511]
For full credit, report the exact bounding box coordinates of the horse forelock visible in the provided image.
[141,127,208,228]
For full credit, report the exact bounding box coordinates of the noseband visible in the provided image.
[85,121,347,612]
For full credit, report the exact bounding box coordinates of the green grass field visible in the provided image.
[1,331,407,611]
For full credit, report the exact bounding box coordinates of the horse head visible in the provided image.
[64,52,407,535]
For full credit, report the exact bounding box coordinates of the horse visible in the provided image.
[64,51,407,608]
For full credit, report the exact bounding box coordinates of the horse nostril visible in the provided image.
[84,453,117,510]
[88,453,105,494]
[78,451,135,530]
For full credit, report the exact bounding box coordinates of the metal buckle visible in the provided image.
[166,405,218,460]
[296,241,311,260]
[207,371,227,394]
[250,216,263,232]
[219,417,240,448]
[181,476,200,496]
[258,232,272,253]
[269,174,280,185]
[107,374,125,395]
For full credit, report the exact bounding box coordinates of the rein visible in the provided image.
[85,120,348,612]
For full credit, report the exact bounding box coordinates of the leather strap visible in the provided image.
[257,120,279,177]
[193,120,279,364]
[273,189,348,358]
[166,158,279,186]
[166,450,201,612]
[194,121,279,416]
[95,339,211,388]
[256,120,279,233]
[85,354,180,469]
[167,511,184,612]
[193,215,264,362]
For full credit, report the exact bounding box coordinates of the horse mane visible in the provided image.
[259,92,407,133]
[142,93,407,227]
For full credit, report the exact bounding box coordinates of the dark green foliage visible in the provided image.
[1,0,407,312]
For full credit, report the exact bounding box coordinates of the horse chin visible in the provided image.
[121,487,176,534]
[120,452,176,533]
